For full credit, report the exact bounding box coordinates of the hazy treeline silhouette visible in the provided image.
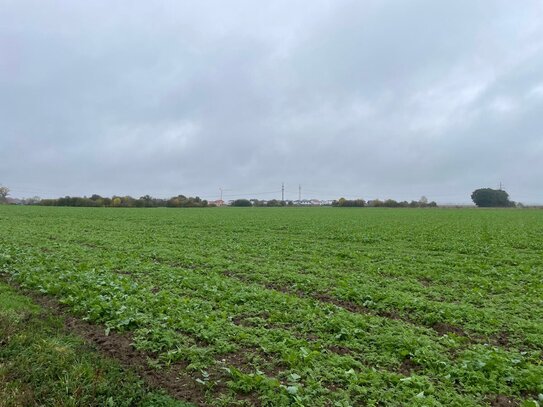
[3,188,443,208]
[332,197,437,208]
[35,195,439,208]
[241,199,294,207]
[40,194,209,207]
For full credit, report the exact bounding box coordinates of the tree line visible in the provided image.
[332,197,437,208]
[232,199,294,207]
[0,185,523,208]
[40,194,209,207]
[229,197,438,207]
[15,194,439,208]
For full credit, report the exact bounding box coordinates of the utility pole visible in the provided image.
[499,182,503,190]
[219,187,223,201]
[298,184,301,202]
[281,182,284,201]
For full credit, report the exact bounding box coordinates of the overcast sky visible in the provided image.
[1,1,543,203]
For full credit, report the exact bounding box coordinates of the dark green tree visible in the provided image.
[332,198,366,207]
[266,199,282,207]
[471,188,514,207]
[232,199,252,207]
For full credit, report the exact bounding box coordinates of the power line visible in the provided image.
[219,187,233,201]
[207,190,281,200]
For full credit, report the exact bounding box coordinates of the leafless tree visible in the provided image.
[0,185,9,203]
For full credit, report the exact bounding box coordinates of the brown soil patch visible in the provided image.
[327,345,352,356]
[313,293,365,314]
[377,309,402,321]
[218,346,286,379]
[493,331,511,347]
[398,358,420,375]
[432,322,466,337]
[231,312,271,328]
[263,281,292,295]
[487,394,520,406]
[115,269,134,275]
[418,277,432,287]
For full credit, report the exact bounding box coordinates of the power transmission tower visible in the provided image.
[298,184,301,202]
[219,187,231,204]
[281,183,284,201]
[499,182,503,190]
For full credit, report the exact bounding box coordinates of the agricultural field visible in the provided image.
[0,206,542,406]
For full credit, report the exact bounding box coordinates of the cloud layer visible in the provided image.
[2,0,543,203]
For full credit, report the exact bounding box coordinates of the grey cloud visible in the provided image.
[1,0,543,203]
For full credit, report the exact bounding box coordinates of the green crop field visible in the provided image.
[0,206,542,406]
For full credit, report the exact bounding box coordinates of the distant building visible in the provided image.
[295,199,325,206]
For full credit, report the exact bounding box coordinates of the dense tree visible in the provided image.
[38,194,207,208]
[137,195,154,207]
[266,199,285,207]
[231,199,252,207]
[383,199,399,207]
[334,197,437,208]
[471,188,514,207]
[367,199,383,207]
[332,198,366,207]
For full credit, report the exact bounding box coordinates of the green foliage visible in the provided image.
[231,199,253,207]
[39,194,208,208]
[0,206,542,406]
[365,198,437,208]
[333,198,366,207]
[471,188,515,207]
